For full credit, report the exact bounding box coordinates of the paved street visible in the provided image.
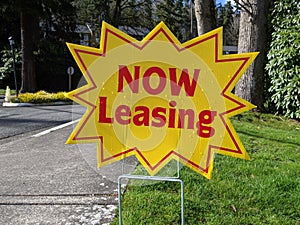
[0,104,83,141]
[0,104,136,224]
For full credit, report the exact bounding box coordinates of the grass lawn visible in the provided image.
[111,112,300,225]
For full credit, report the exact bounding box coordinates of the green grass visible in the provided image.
[111,112,300,225]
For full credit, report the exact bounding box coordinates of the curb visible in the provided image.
[2,101,72,107]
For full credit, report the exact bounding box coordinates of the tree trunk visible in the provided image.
[194,0,216,35]
[111,0,121,27]
[20,10,38,93]
[235,0,270,111]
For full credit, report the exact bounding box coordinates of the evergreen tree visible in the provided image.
[216,1,238,45]
[156,0,188,42]
[0,3,21,89]
[0,0,77,92]
[143,0,156,30]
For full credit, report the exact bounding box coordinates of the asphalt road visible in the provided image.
[0,104,84,141]
[0,104,137,224]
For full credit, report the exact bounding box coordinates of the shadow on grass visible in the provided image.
[236,129,300,147]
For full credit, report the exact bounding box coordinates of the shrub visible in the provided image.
[11,91,71,104]
[0,49,22,89]
[265,0,300,119]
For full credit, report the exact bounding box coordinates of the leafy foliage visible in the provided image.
[266,0,300,118]
[156,0,190,42]
[0,49,21,88]
[73,0,156,40]
[0,0,78,91]
[0,49,21,79]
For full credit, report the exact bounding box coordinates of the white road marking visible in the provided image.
[32,119,80,137]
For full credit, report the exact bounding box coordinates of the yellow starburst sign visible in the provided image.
[66,21,258,179]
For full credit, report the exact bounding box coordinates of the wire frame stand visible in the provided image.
[117,160,185,225]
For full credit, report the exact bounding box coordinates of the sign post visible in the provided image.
[67,66,74,91]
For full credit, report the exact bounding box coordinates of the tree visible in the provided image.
[72,0,109,26]
[194,0,216,35]
[265,0,300,119]
[0,3,21,89]
[142,0,156,30]
[73,0,153,38]
[156,0,190,42]
[120,0,154,31]
[36,0,78,91]
[181,0,197,41]
[0,0,78,93]
[20,2,39,92]
[0,0,40,92]
[216,1,239,46]
[234,0,270,111]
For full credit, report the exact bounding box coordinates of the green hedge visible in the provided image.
[266,0,300,119]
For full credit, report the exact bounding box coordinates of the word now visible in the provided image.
[99,97,217,138]
[118,65,200,97]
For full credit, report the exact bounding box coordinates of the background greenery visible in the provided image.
[0,0,299,119]
[266,0,300,119]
